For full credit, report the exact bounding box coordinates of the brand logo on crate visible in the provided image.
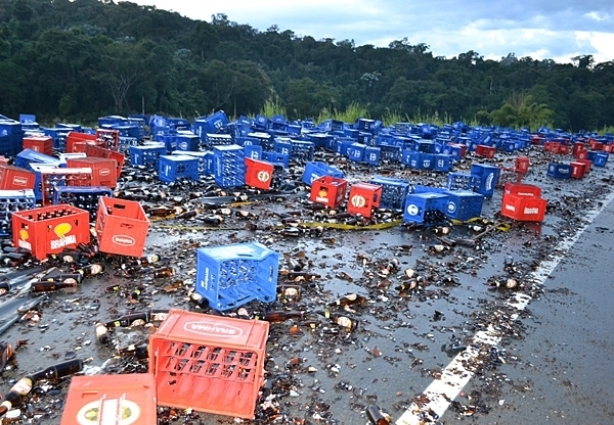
[447,202,456,213]
[49,223,76,250]
[100,168,111,176]
[351,195,366,208]
[18,229,31,250]
[486,173,494,191]
[12,176,28,186]
[505,204,516,211]
[184,321,243,338]
[257,171,270,183]
[407,204,419,216]
[179,142,188,150]
[112,235,136,246]
[523,207,539,215]
[77,398,141,425]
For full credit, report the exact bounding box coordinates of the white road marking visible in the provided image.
[395,187,614,425]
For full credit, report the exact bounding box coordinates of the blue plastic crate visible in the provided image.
[234,135,260,146]
[196,242,279,311]
[273,139,293,157]
[254,114,270,130]
[418,153,435,170]
[129,144,166,167]
[53,186,113,222]
[15,149,60,170]
[172,151,210,175]
[154,134,176,152]
[379,145,402,163]
[174,133,201,151]
[470,163,501,197]
[443,190,484,221]
[546,162,572,179]
[369,175,409,211]
[334,138,356,156]
[403,192,449,224]
[416,140,436,153]
[401,149,419,166]
[158,155,200,183]
[0,189,36,237]
[262,151,289,168]
[502,140,517,153]
[204,133,233,149]
[119,137,138,154]
[193,111,229,138]
[442,144,463,161]
[244,145,263,160]
[306,133,333,149]
[347,143,367,162]
[434,154,453,172]
[290,140,315,162]
[593,152,609,167]
[302,162,344,186]
[365,146,381,166]
[213,145,246,187]
[247,132,274,151]
[447,172,481,191]
[355,118,376,133]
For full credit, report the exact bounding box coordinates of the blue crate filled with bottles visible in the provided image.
[369,175,410,211]
[248,132,274,151]
[364,146,381,166]
[196,241,279,311]
[158,155,200,183]
[447,172,481,191]
[302,161,344,186]
[53,186,113,222]
[290,140,315,162]
[403,192,449,224]
[129,144,167,168]
[204,133,233,149]
[213,145,246,187]
[0,189,36,237]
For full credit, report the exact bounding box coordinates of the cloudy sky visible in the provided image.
[127,0,614,65]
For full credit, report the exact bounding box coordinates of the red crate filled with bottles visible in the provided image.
[11,204,90,260]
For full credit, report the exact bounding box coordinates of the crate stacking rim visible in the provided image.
[149,309,270,419]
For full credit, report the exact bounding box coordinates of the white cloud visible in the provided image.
[124,0,614,64]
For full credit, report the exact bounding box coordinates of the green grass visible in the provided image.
[260,98,286,119]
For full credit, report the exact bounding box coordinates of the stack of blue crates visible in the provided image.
[213,144,245,188]
[0,189,36,236]
[129,144,167,167]
[158,155,200,183]
[195,242,279,311]
[369,176,409,211]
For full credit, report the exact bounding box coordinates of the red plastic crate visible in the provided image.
[515,156,530,174]
[475,145,496,158]
[96,129,120,151]
[447,143,467,157]
[96,196,149,257]
[500,192,547,222]
[0,165,36,190]
[347,182,382,218]
[244,157,274,190]
[22,135,53,155]
[531,135,544,145]
[602,144,614,153]
[12,204,90,260]
[588,139,603,150]
[60,374,157,425]
[576,150,589,160]
[67,157,118,189]
[40,167,93,206]
[543,141,561,154]
[503,182,542,197]
[573,142,587,157]
[66,131,98,153]
[576,158,592,172]
[149,309,269,419]
[570,161,587,179]
[84,144,126,176]
[310,176,347,208]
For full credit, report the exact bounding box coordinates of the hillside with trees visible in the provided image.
[1,0,613,131]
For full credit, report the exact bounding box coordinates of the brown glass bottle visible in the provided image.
[366,405,390,425]
[29,358,83,383]
[31,280,78,293]
[0,376,34,417]
[262,311,305,323]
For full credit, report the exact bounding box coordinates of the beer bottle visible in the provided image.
[95,322,110,344]
[261,311,305,323]
[74,264,104,277]
[29,358,83,383]
[0,342,14,371]
[31,280,79,293]
[153,267,175,278]
[366,405,391,425]
[0,376,34,418]
[117,342,149,360]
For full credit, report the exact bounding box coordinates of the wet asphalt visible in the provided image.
[0,148,613,424]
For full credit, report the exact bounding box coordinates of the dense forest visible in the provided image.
[1,0,613,132]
